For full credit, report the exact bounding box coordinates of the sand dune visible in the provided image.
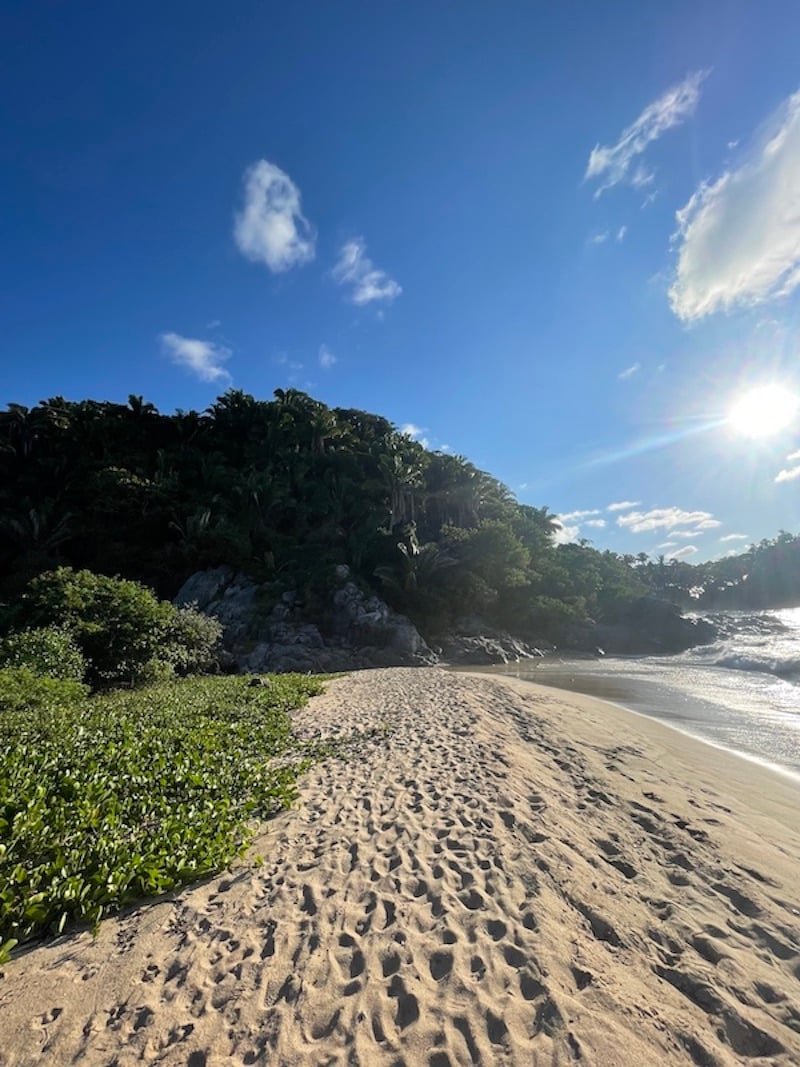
[1,668,799,1066]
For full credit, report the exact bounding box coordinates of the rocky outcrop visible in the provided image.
[174,566,437,674]
[565,597,716,655]
[438,615,554,665]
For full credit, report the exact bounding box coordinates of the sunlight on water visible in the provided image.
[491,610,800,778]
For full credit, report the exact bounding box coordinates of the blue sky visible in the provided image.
[3,1,800,562]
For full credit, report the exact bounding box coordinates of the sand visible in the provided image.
[1,667,799,1066]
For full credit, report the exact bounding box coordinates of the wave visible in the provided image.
[710,652,800,680]
[677,610,800,682]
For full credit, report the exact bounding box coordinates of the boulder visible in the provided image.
[440,620,552,665]
[565,597,716,655]
[173,568,436,674]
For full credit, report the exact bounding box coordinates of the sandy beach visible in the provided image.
[1,667,798,1066]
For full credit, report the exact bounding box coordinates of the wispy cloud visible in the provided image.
[161,332,232,383]
[332,237,401,305]
[233,160,315,273]
[559,509,602,522]
[401,422,429,449]
[555,509,607,542]
[775,461,800,483]
[605,501,644,514]
[607,500,641,512]
[617,225,628,242]
[618,362,641,381]
[318,344,337,369]
[667,544,699,560]
[585,71,707,197]
[658,541,677,549]
[670,89,800,320]
[617,507,720,534]
[589,230,609,245]
[719,533,749,542]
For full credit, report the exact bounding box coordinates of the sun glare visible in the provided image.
[728,385,799,438]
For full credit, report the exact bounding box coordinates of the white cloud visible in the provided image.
[401,422,429,449]
[589,230,609,245]
[631,164,656,190]
[607,500,641,512]
[233,160,315,273]
[670,89,800,320]
[671,530,700,539]
[585,518,607,528]
[775,463,800,483]
[553,524,580,545]
[617,225,628,242]
[160,332,232,383]
[667,545,699,560]
[319,344,337,369]
[559,508,602,522]
[695,518,722,530]
[332,237,401,305]
[658,541,677,549]
[787,449,800,462]
[585,71,707,197]
[618,362,641,381]
[719,533,749,542]
[617,507,719,534]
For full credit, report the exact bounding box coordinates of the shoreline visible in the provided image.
[461,663,800,790]
[463,655,800,782]
[1,667,798,1066]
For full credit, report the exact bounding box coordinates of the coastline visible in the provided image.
[465,656,800,781]
[1,667,798,1066]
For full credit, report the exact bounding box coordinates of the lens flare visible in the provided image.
[728,386,798,438]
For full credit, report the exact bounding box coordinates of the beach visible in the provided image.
[1,667,798,1066]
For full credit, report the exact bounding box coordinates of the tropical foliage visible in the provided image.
[4,568,222,687]
[1,390,796,640]
[0,390,646,641]
[0,673,323,959]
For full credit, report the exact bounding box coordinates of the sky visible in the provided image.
[3,1,800,563]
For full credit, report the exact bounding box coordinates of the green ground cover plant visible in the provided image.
[0,673,323,960]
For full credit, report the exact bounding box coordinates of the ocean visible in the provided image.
[486,607,800,781]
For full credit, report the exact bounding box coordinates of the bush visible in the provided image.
[0,667,88,714]
[162,604,222,676]
[0,626,86,682]
[14,568,185,687]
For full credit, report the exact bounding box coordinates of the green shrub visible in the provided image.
[0,673,324,950]
[15,568,177,687]
[0,667,88,714]
[0,626,86,682]
[162,604,223,675]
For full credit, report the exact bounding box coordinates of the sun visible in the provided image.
[728,385,799,438]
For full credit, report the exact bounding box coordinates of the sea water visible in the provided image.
[488,608,800,780]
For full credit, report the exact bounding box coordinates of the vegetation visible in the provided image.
[0,673,323,960]
[629,533,800,610]
[5,568,222,687]
[0,625,86,682]
[0,390,652,642]
[1,389,796,643]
